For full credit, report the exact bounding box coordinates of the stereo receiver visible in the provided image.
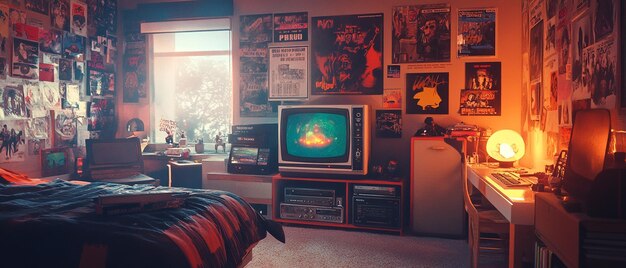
[280,203,344,223]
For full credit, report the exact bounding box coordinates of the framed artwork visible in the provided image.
[457,8,497,57]
[41,147,68,177]
[391,4,451,63]
[311,13,383,95]
[405,72,449,114]
[268,46,308,100]
[273,12,308,42]
[375,110,402,138]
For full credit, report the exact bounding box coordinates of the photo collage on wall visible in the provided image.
[0,0,119,167]
[521,0,620,158]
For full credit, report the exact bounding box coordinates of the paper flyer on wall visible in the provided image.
[269,46,308,100]
[273,12,308,42]
[457,8,496,57]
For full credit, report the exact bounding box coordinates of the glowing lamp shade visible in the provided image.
[486,129,525,168]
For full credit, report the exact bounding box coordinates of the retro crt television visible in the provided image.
[278,105,370,176]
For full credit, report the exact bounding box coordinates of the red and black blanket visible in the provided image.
[0,179,284,268]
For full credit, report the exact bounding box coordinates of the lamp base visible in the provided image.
[498,161,514,168]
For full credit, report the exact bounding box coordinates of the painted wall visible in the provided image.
[114,0,524,179]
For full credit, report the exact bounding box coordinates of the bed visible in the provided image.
[0,168,284,268]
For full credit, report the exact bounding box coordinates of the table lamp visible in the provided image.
[126,118,145,138]
[486,129,525,168]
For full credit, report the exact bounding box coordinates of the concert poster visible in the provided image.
[465,62,501,91]
[405,72,448,114]
[375,110,402,138]
[0,119,26,163]
[460,89,501,116]
[268,46,308,100]
[273,12,308,42]
[391,4,450,63]
[457,8,496,57]
[311,13,383,95]
[70,0,87,37]
[239,14,274,117]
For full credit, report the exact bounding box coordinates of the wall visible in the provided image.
[116,0,523,178]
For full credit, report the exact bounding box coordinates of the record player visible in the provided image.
[446,122,480,137]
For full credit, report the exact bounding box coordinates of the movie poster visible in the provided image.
[465,62,501,90]
[457,8,496,57]
[0,119,26,163]
[382,88,402,108]
[39,28,62,54]
[0,5,8,57]
[406,72,448,114]
[311,13,383,95]
[273,12,308,42]
[375,110,402,138]
[589,38,616,109]
[62,32,85,61]
[0,84,26,118]
[54,109,76,147]
[123,33,146,102]
[391,4,450,63]
[530,20,543,82]
[269,46,308,100]
[593,0,616,40]
[51,0,69,32]
[70,0,87,37]
[571,13,593,100]
[240,14,274,117]
[25,0,49,15]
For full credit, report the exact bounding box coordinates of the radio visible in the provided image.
[280,203,344,223]
[353,196,400,228]
[284,187,336,207]
[353,185,399,198]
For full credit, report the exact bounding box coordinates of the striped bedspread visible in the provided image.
[0,179,283,268]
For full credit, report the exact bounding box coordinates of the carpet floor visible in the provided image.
[247,226,470,268]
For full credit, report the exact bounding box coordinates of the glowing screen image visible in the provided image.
[285,112,347,158]
[230,147,259,165]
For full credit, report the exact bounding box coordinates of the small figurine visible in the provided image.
[215,132,226,153]
[165,130,174,144]
[414,117,447,136]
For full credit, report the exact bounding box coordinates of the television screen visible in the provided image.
[230,147,259,165]
[284,112,348,159]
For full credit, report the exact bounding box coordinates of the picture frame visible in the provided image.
[41,147,68,177]
[268,45,309,100]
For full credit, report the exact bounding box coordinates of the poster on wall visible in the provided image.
[0,5,8,57]
[123,34,146,103]
[12,38,39,80]
[25,0,50,15]
[24,82,46,118]
[571,13,593,100]
[88,67,114,97]
[465,62,500,90]
[530,20,543,82]
[70,1,87,37]
[457,8,496,57]
[51,0,70,32]
[375,110,402,138]
[459,90,500,116]
[273,12,308,42]
[530,81,542,121]
[593,0,616,40]
[556,24,571,75]
[240,14,275,117]
[268,46,308,100]
[87,98,114,132]
[544,17,557,59]
[311,13,383,95]
[0,84,26,119]
[589,38,616,109]
[382,88,402,108]
[62,32,85,61]
[0,119,26,163]
[54,109,77,147]
[405,72,448,114]
[391,4,450,63]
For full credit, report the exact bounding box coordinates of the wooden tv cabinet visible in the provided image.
[534,192,626,267]
[272,174,404,234]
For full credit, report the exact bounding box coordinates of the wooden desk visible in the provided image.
[467,164,536,268]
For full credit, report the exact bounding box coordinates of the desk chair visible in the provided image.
[463,168,510,268]
[83,138,158,186]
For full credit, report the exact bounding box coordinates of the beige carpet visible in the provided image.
[247,226,470,268]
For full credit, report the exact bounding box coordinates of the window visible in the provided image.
[149,20,232,145]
